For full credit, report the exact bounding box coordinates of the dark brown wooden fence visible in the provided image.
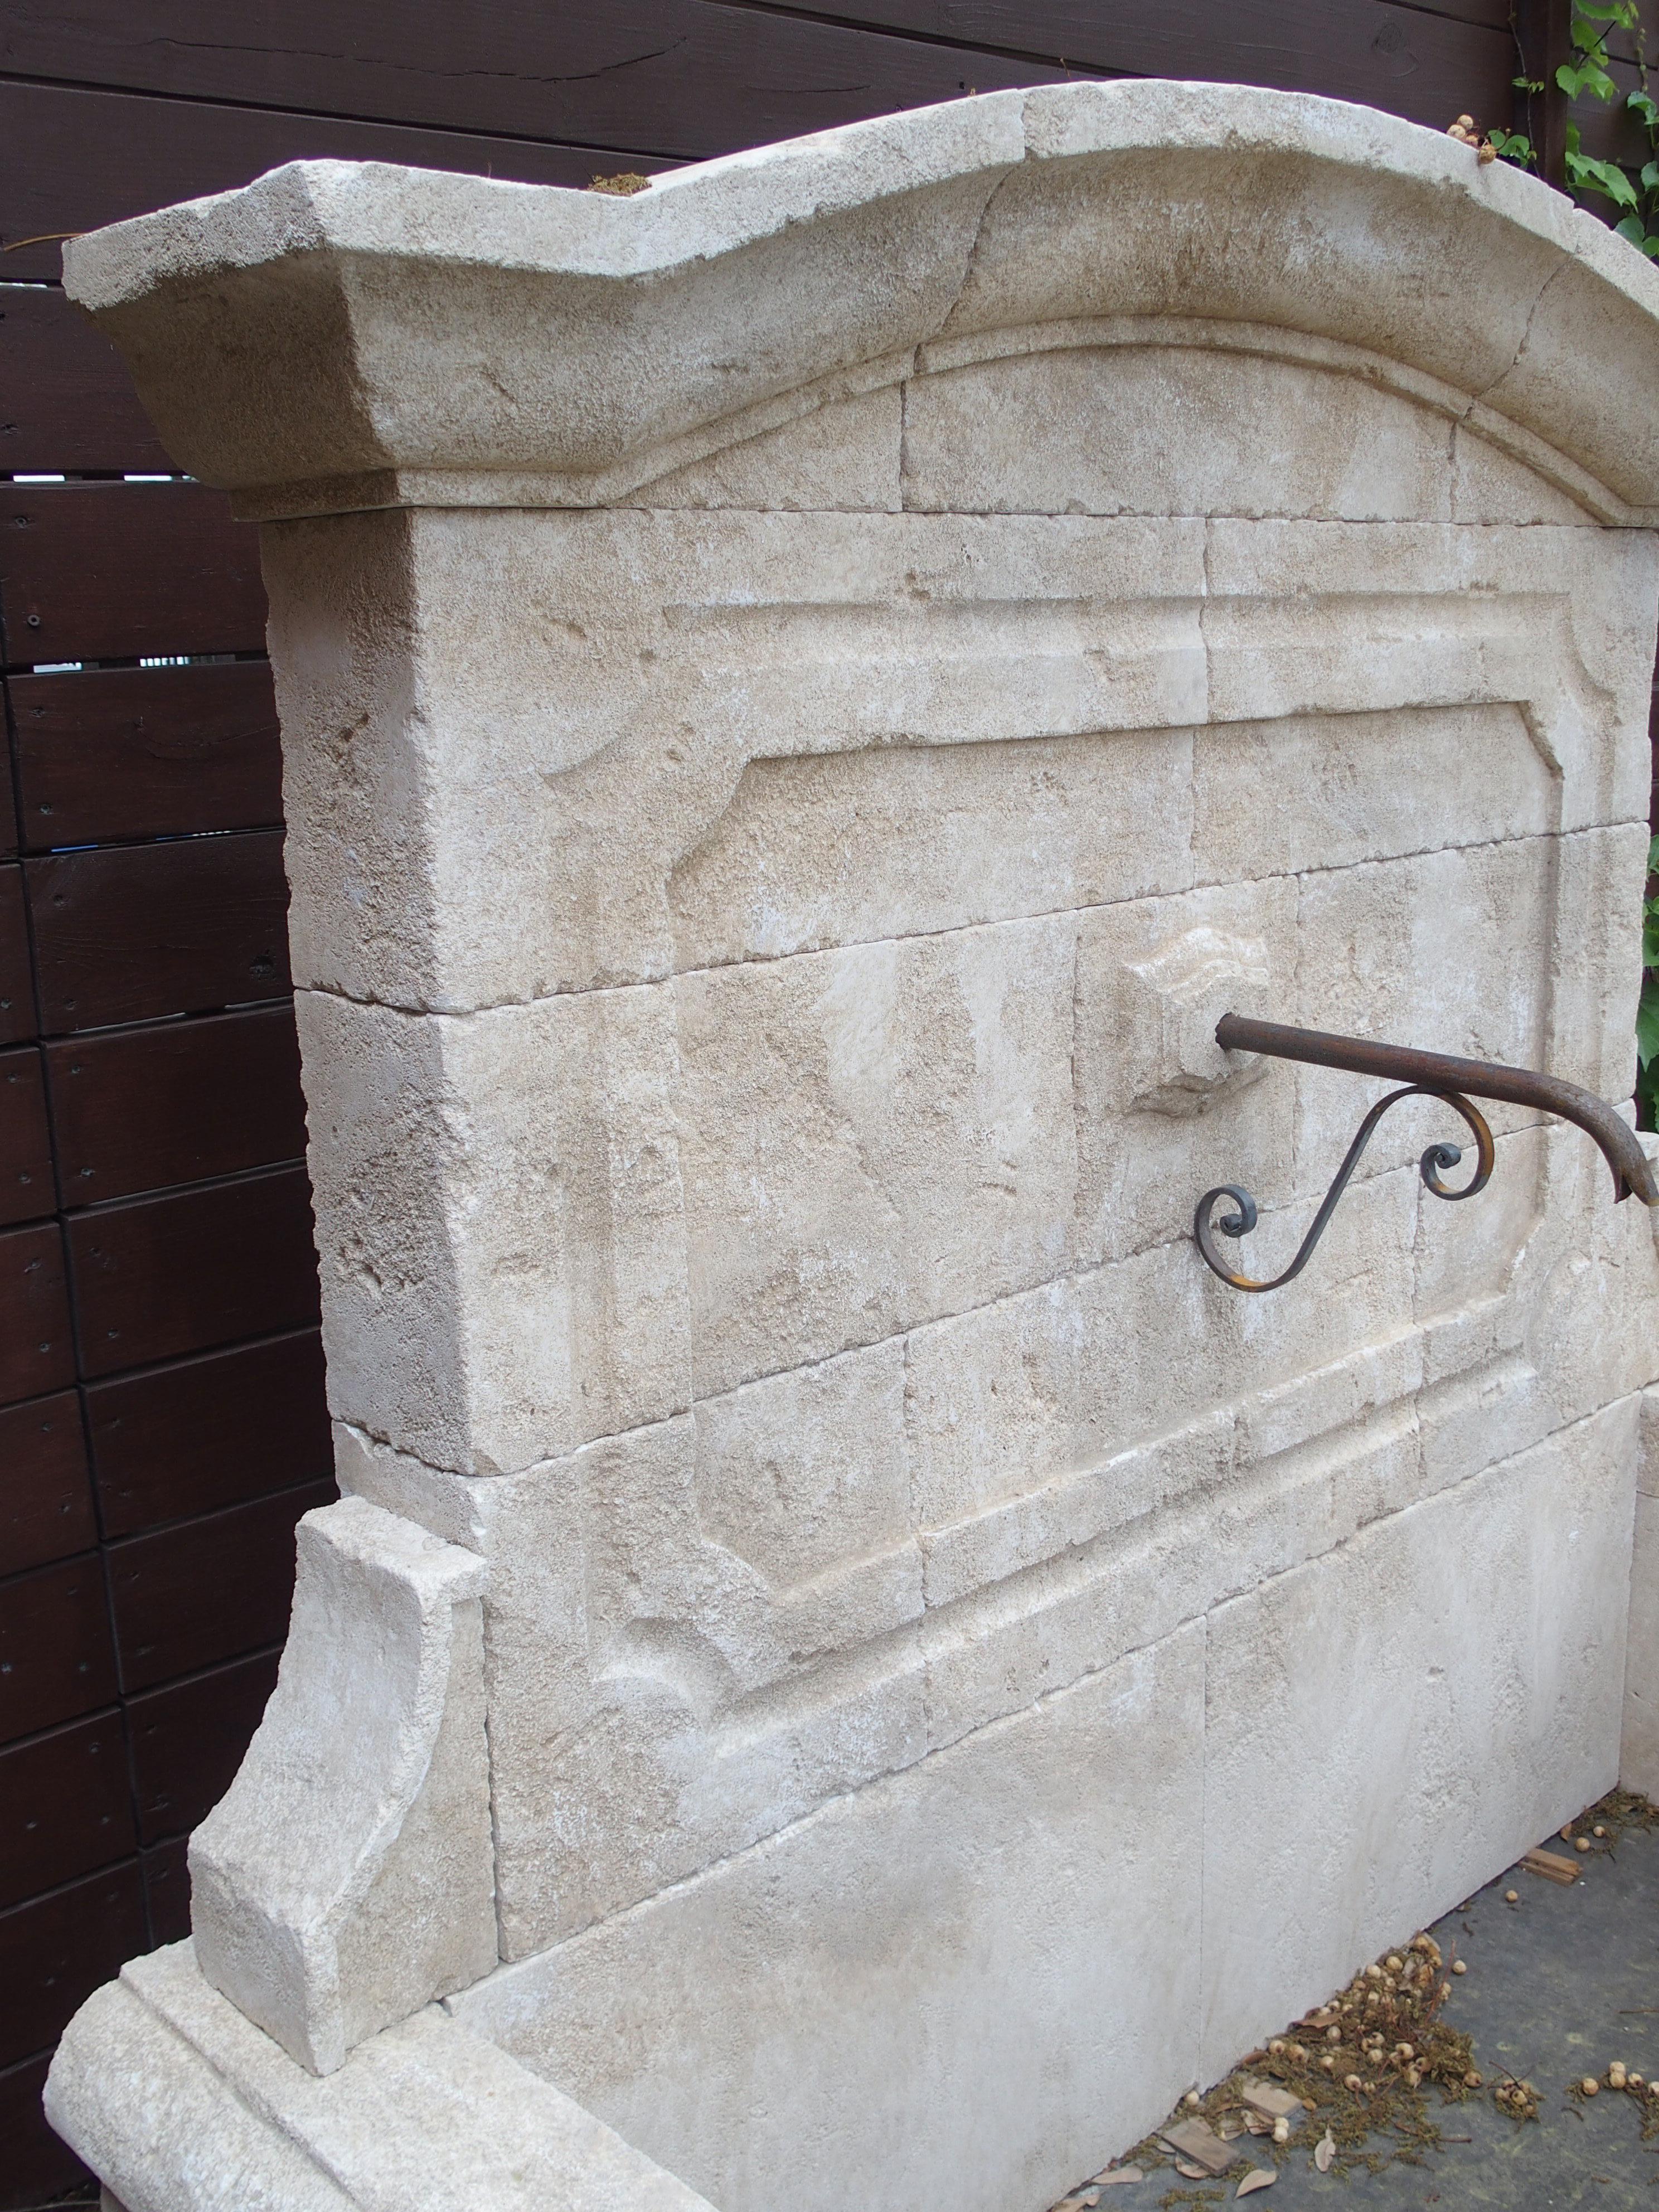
[0,4,1567,2199]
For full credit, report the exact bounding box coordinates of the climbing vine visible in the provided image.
[1498,1,1659,254]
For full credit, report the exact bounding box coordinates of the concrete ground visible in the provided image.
[1092,1817,1659,2209]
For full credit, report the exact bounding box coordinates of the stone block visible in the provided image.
[1191,702,1551,889]
[670,724,1195,972]
[676,914,1081,1394]
[903,338,1483,522]
[639,379,902,510]
[48,1942,715,2212]
[1200,1401,1637,2081]
[297,985,691,1476]
[1623,1394,1659,1796]
[451,1626,1205,2212]
[189,1500,496,2075]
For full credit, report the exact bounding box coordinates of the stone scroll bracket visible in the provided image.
[188,1496,496,2076]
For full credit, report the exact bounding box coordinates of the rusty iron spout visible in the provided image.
[1215,1013,1659,1209]
[1194,1013,1658,1294]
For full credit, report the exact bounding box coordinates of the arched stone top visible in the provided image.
[64,79,1659,520]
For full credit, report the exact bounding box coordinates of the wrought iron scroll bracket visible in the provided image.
[1194,1012,1659,1295]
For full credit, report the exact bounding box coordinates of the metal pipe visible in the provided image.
[1215,1012,1659,1207]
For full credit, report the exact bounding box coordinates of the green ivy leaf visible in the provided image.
[1489,129,1537,167]
[1566,149,1642,206]
[1636,974,1659,1071]
[1633,91,1659,127]
[1562,55,1623,99]
[1617,211,1648,240]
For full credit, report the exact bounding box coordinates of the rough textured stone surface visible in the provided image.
[449,1629,1205,2212]
[189,1500,496,2074]
[48,1943,715,2212]
[1623,1386,1659,1795]
[50,79,1659,2212]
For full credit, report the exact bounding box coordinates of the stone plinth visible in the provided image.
[47,81,1659,2212]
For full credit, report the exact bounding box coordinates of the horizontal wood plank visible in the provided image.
[89,1327,331,1537]
[0,282,174,474]
[0,1856,146,2068]
[0,1551,118,1744]
[0,2046,93,2201]
[0,1219,75,1405]
[69,1165,322,1378]
[0,1046,52,1228]
[26,829,292,1035]
[142,1835,192,1947]
[777,1,1512,122]
[0,1389,95,1579]
[0,867,37,1046]
[0,1709,135,1911]
[0,4,1074,177]
[128,1645,282,1842]
[108,1481,331,1692]
[12,661,282,849]
[46,1003,306,1207]
[0,736,14,865]
[1,481,266,667]
[0,81,679,279]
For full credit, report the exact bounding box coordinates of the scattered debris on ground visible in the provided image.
[1053,1787,1659,2210]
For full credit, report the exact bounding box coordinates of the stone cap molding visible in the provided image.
[62,80,1659,522]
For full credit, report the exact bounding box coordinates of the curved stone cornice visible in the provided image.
[62,80,1659,520]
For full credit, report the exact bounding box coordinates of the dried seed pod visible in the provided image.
[1629,2074,1646,2090]
[1465,2072,1482,2089]
[1478,141,1496,163]
[1385,1956,1403,1973]
[1505,1890,1520,1904]
[1452,1961,1467,1976]
[1319,2056,1336,2073]
[1609,2064,1628,2090]
[1582,2078,1600,2097]
[1404,2067,1422,2088]
[1365,1964,1383,1980]
[1593,1824,1608,1839]
[1269,2040,1286,2056]
[1184,2091,1201,2108]
[1455,113,1474,129]
[1345,2075,1364,2093]
[1575,1838,1592,1854]
[1272,2118,1290,2146]
[1326,2027,1342,2044]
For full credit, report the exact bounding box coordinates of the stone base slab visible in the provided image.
[47,1943,714,2212]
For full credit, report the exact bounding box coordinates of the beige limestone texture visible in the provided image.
[49,77,1659,2212]
[59,84,1659,518]
[48,1943,715,2212]
[1622,1386,1659,1794]
[189,1500,496,2073]
[449,1628,1205,2212]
